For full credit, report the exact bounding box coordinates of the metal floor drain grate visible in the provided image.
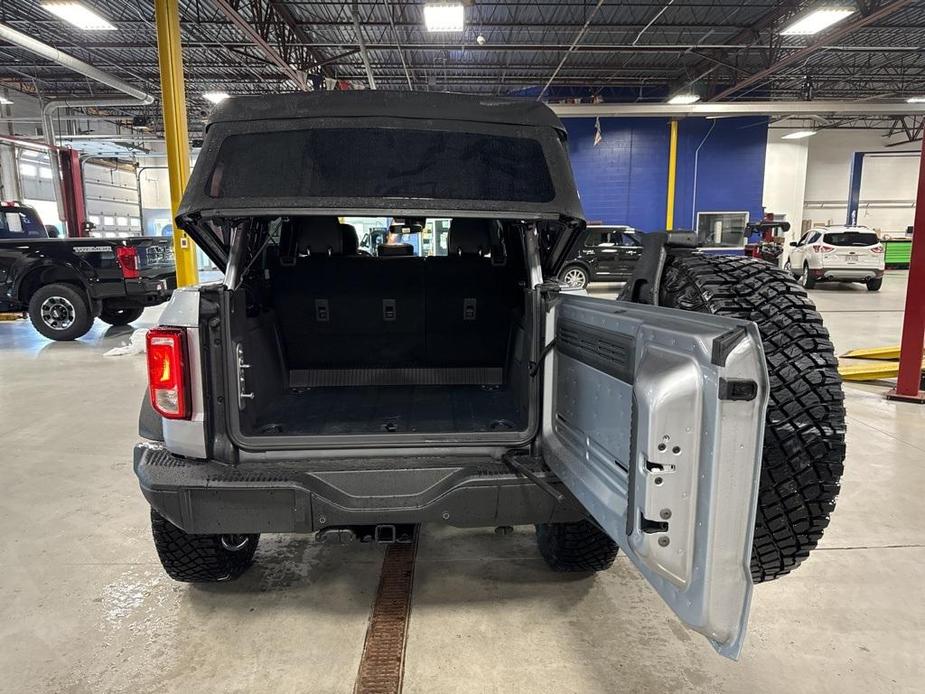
[354,529,419,694]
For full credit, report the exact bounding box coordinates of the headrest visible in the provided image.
[293,216,342,256]
[339,223,358,254]
[377,242,414,257]
[448,218,494,255]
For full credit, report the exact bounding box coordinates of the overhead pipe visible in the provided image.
[43,98,153,231]
[351,0,377,89]
[550,101,925,118]
[0,23,154,231]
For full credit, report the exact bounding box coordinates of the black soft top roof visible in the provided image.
[206,90,567,136]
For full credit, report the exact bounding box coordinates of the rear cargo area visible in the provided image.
[225,217,533,440]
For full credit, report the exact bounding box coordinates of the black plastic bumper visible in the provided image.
[134,444,583,534]
[92,274,176,307]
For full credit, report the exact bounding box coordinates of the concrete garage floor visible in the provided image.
[1,271,923,693]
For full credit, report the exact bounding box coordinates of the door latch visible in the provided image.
[235,343,255,409]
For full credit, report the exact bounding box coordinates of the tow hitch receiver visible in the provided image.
[316,524,417,545]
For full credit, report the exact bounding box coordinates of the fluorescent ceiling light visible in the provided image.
[781,130,817,140]
[781,8,854,35]
[0,97,12,105]
[667,93,700,105]
[906,96,925,103]
[40,2,116,31]
[424,3,464,32]
[203,91,230,104]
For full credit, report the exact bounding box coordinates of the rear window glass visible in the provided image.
[208,128,555,203]
[823,232,879,246]
[0,208,45,239]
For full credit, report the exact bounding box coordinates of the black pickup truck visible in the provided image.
[0,202,176,340]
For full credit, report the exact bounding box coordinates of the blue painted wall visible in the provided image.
[563,117,670,231]
[563,115,769,231]
[674,116,768,230]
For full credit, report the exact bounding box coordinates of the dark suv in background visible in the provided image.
[558,224,642,288]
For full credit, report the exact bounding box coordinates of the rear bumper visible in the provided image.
[89,274,176,307]
[134,443,582,534]
[125,274,177,305]
[813,267,884,281]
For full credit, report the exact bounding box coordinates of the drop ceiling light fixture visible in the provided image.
[424,3,465,32]
[781,130,817,140]
[781,8,854,35]
[40,2,116,31]
[667,93,701,105]
[203,91,230,104]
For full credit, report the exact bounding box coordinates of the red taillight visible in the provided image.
[146,328,190,419]
[115,245,140,279]
[871,245,884,254]
[812,244,835,253]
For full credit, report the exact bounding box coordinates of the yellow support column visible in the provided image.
[154,0,198,286]
[665,119,679,229]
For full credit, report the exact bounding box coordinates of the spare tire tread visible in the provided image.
[659,254,845,583]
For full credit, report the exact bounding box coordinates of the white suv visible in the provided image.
[786,226,885,291]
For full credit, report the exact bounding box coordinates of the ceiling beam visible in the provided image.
[211,0,309,89]
[710,0,913,100]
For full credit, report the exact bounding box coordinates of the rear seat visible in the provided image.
[272,217,425,370]
[272,216,519,373]
[424,218,518,368]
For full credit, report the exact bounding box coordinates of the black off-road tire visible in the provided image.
[659,254,846,583]
[150,509,259,583]
[535,520,619,572]
[866,277,882,291]
[27,283,93,341]
[100,305,145,326]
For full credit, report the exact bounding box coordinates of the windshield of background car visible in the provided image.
[0,208,45,239]
[207,127,555,203]
[823,232,879,247]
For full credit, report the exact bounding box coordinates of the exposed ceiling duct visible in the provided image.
[0,22,154,222]
[550,100,925,118]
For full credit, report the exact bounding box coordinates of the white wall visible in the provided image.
[764,126,921,241]
[763,130,809,243]
[856,153,919,232]
[802,129,919,232]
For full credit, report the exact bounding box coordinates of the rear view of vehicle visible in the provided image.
[134,92,845,659]
[787,227,885,290]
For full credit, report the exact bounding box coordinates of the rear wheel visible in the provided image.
[99,305,144,326]
[866,277,882,291]
[559,265,589,289]
[659,254,845,583]
[535,519,619,572]
[799,263,816,289]
[151,509,259,583]
[27,283,93,341]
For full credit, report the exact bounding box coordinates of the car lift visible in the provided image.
[882,130,925,403]
[838,344,925,386]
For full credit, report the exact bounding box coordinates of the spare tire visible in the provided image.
[658,254,846,583]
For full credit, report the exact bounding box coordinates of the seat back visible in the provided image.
[425,218,517,367]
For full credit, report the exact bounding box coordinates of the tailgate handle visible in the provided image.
[382,299,396,321]
[463,298,477,320]
[315,299,329,322]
